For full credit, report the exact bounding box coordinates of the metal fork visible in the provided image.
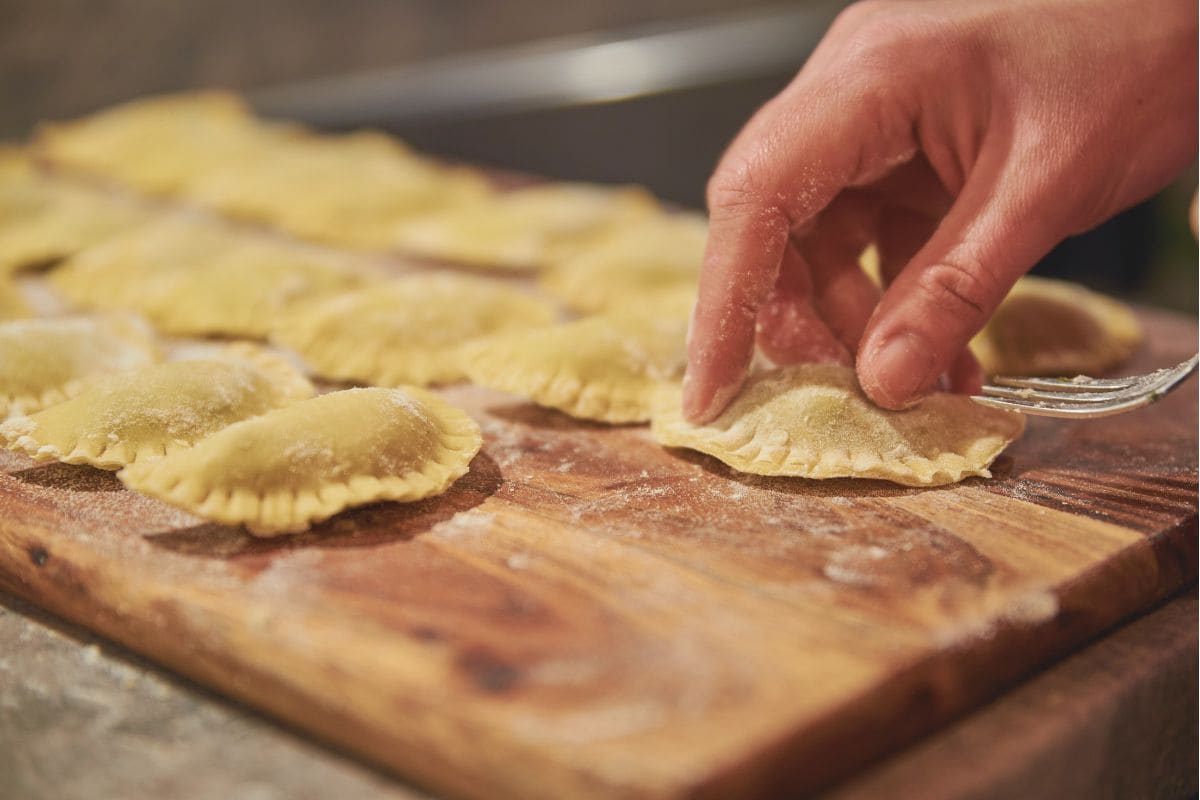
[970,354,1199,419]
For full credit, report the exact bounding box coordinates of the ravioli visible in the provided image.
[392,183,661,270]
[0,278,30,319]
[859,247,1141,378]
[1,344,313,469]
[119,387,482,535]
[0,149,145,275]
[272,273,557,386]
[185,129,489,250]
[0,315,159,419]
[970,276,1141,376]
[49,217,374,337]
[460,312,688,423]
[652,364,1024,486]
[37,91,289,195]
[539,212,707,313]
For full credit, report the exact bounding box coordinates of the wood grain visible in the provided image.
[824,590,1198,800]
[0,309,1194,800]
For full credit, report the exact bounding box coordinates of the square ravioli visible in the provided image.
[37,91,293,195]
[48,216,377,338]
[0,148,145,275]
[184,129,490,250]
[271,273,557,386]
[539,212,707,313]
[460,312,688,423]
[392,183,662,270]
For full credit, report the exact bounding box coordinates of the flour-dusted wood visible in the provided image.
[0,309,1194,800]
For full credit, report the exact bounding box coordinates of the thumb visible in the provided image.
[857,156,1067,409]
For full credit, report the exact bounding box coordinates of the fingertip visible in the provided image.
[681,367,745,424]
[856,330,938,410]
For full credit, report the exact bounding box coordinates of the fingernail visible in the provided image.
[863,332,937,409]
[680,369,707,421]
[681,370,739,424]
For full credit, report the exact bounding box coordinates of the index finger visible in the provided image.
[682,77,918,423]
[682,200,788,424]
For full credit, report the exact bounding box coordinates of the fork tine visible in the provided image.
[971,392,1164,419]
[990,374,1138,391]
[1151,354,1200,394]
[980,384,1133,403]
[972,355,1198,419]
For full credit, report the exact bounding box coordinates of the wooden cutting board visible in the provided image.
[1,308,1195,800]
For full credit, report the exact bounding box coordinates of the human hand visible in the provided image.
[683,0,1197,422]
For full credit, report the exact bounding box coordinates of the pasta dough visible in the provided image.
[460,312,688,423]
[0,148,145,275]
[37,91,289,195]
[272,273,557,386]
[652,364,1024,486]
[0,315,159,419]
[119,387,482,535]
[392,183,661,270]
[539,212,707,313]
[1,344,313,469]
[969,276,1141,376]
[49,217,374,337]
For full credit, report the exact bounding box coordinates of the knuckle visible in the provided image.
[914,250,1000,326]
[705,157,771,218]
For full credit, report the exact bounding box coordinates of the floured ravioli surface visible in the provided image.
[461,312,688,423]
[272,273,556,386]
[0,149,145,275]
[0,315,158,419]
[540,212,707,313]
[49,218,373,337]
[1,344,313,469]
[37,91,289,195]
[119,387,482,535]
[970,276,1141,376]
[392,183,661,270]
[185,130,489,250]
[652,364,1024,486]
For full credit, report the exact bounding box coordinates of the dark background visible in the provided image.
[1,0,1194,312]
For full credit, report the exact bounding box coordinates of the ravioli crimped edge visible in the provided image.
[118,387,482,535]
[651,365,1026,487]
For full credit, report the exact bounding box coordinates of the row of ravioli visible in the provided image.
[0,316,481,534]
[0,92,1146,527]
[0,91,711,534]
[2,87,1142,425]
[24,91,705,274]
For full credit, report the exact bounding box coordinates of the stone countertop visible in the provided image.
[1,590,429,800]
